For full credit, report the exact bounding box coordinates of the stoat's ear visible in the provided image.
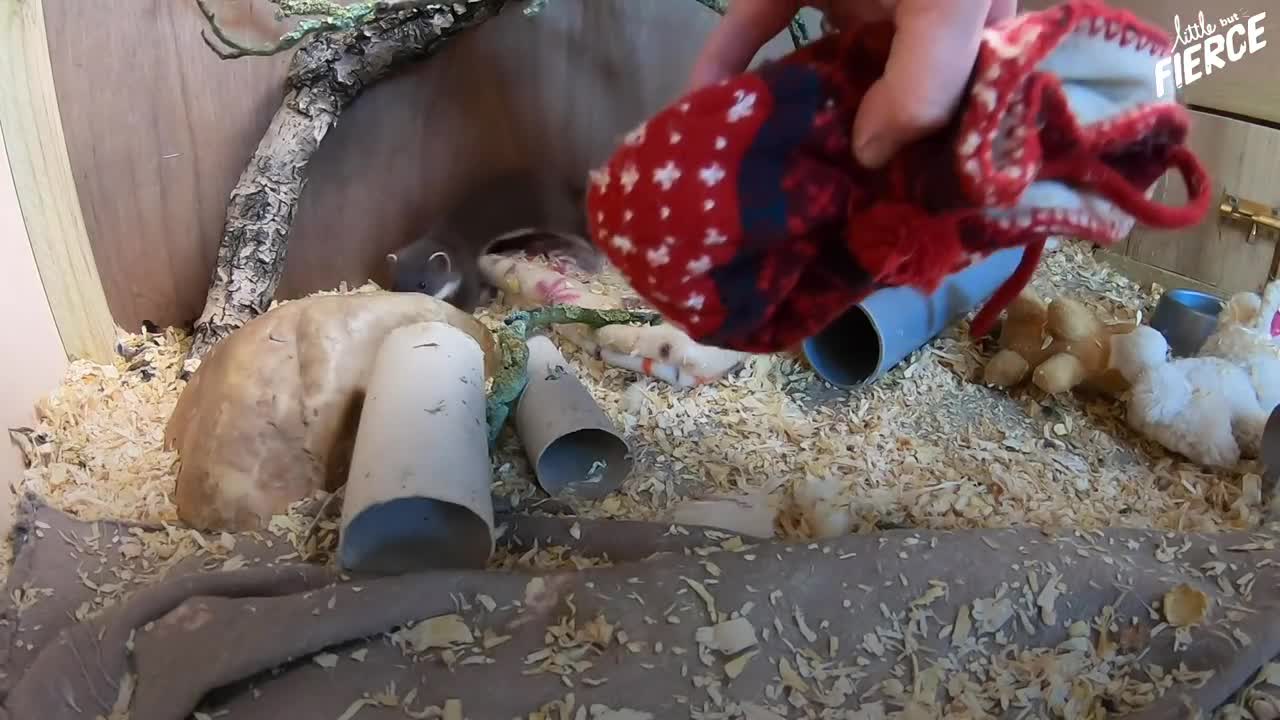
[386,252,399,265]
[427,250,452,273]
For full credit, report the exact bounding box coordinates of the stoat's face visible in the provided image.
[387,245,466,301]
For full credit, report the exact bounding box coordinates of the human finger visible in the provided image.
[851,0,1000,168]
[687,0,801,91]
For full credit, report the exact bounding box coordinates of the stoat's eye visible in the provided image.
[418,281,429,290]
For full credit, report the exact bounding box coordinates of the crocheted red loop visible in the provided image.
[847,204,966,292]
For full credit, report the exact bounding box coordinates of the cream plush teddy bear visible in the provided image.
[1198,280,1280,412]
[1109,325,1270,468]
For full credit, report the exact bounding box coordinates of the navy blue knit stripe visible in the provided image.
[704,61,827,348]
[737,61,825,252]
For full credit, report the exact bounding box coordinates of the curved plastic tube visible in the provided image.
[339,321,494,576]
[801,247,1025,388]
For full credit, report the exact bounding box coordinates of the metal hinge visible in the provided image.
[1219,191,1280,244]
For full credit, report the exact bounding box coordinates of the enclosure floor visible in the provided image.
[9,241,1272,544]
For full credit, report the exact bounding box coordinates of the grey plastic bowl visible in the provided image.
[1149,288,1224,357]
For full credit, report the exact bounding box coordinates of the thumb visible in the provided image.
[852,0,1007,169]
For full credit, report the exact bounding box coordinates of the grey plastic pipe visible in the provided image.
[801,246,1025,388]
[339,321,494,576]
[516,334,632,499]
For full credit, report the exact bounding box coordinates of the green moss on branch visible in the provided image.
[485,306,661,446]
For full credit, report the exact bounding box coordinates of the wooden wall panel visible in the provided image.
[1125,110,1280,295]
[1020,0,1279,124]
[43,0,801,331]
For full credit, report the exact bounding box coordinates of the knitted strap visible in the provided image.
[967,142,1210,336]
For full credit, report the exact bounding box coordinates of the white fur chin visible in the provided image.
[432,278,461,301]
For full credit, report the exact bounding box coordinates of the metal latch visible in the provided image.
[1219,192,1280,244]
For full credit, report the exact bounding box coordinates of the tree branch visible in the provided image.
[185,0,512,369]
[689,0,810,49]
[196,0,385,60]
[197,0,805,61]
[788,15,810,49]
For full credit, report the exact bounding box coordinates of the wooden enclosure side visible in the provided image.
[43,0,802,332]
[1,0,117,363]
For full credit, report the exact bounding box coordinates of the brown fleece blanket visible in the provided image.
[1,496,1276,720]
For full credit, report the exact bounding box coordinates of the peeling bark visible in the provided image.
[187,1,512,366]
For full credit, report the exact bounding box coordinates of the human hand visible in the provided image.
[687,0,1018,169]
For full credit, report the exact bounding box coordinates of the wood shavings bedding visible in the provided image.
[6,242,1272,571]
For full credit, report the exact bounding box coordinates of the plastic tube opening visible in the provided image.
[800,306,883,388]
[534,428,631,499]
[340,497,493,576]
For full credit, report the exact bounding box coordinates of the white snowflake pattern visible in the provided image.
[703,199,716,212]
[699,163,726,187]
[595,211,604,223]
[620,165,640,193]
[623,210,634,222]
[623,124,647,146]
[663,236,676,246]
[704,227,727,246]
[684,293,706,311]
[715,136,728,150]
[588,168,610,191]
[646,246,672,267]
[678,102,692,113]
[653,161,682,191]
[727,90,757,123]
[669,131,683,145]
[974,85,997,112]
[687,256,712,274]
[610,234,635,254]
[660,206,671,220]
[984,24,1041,61]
